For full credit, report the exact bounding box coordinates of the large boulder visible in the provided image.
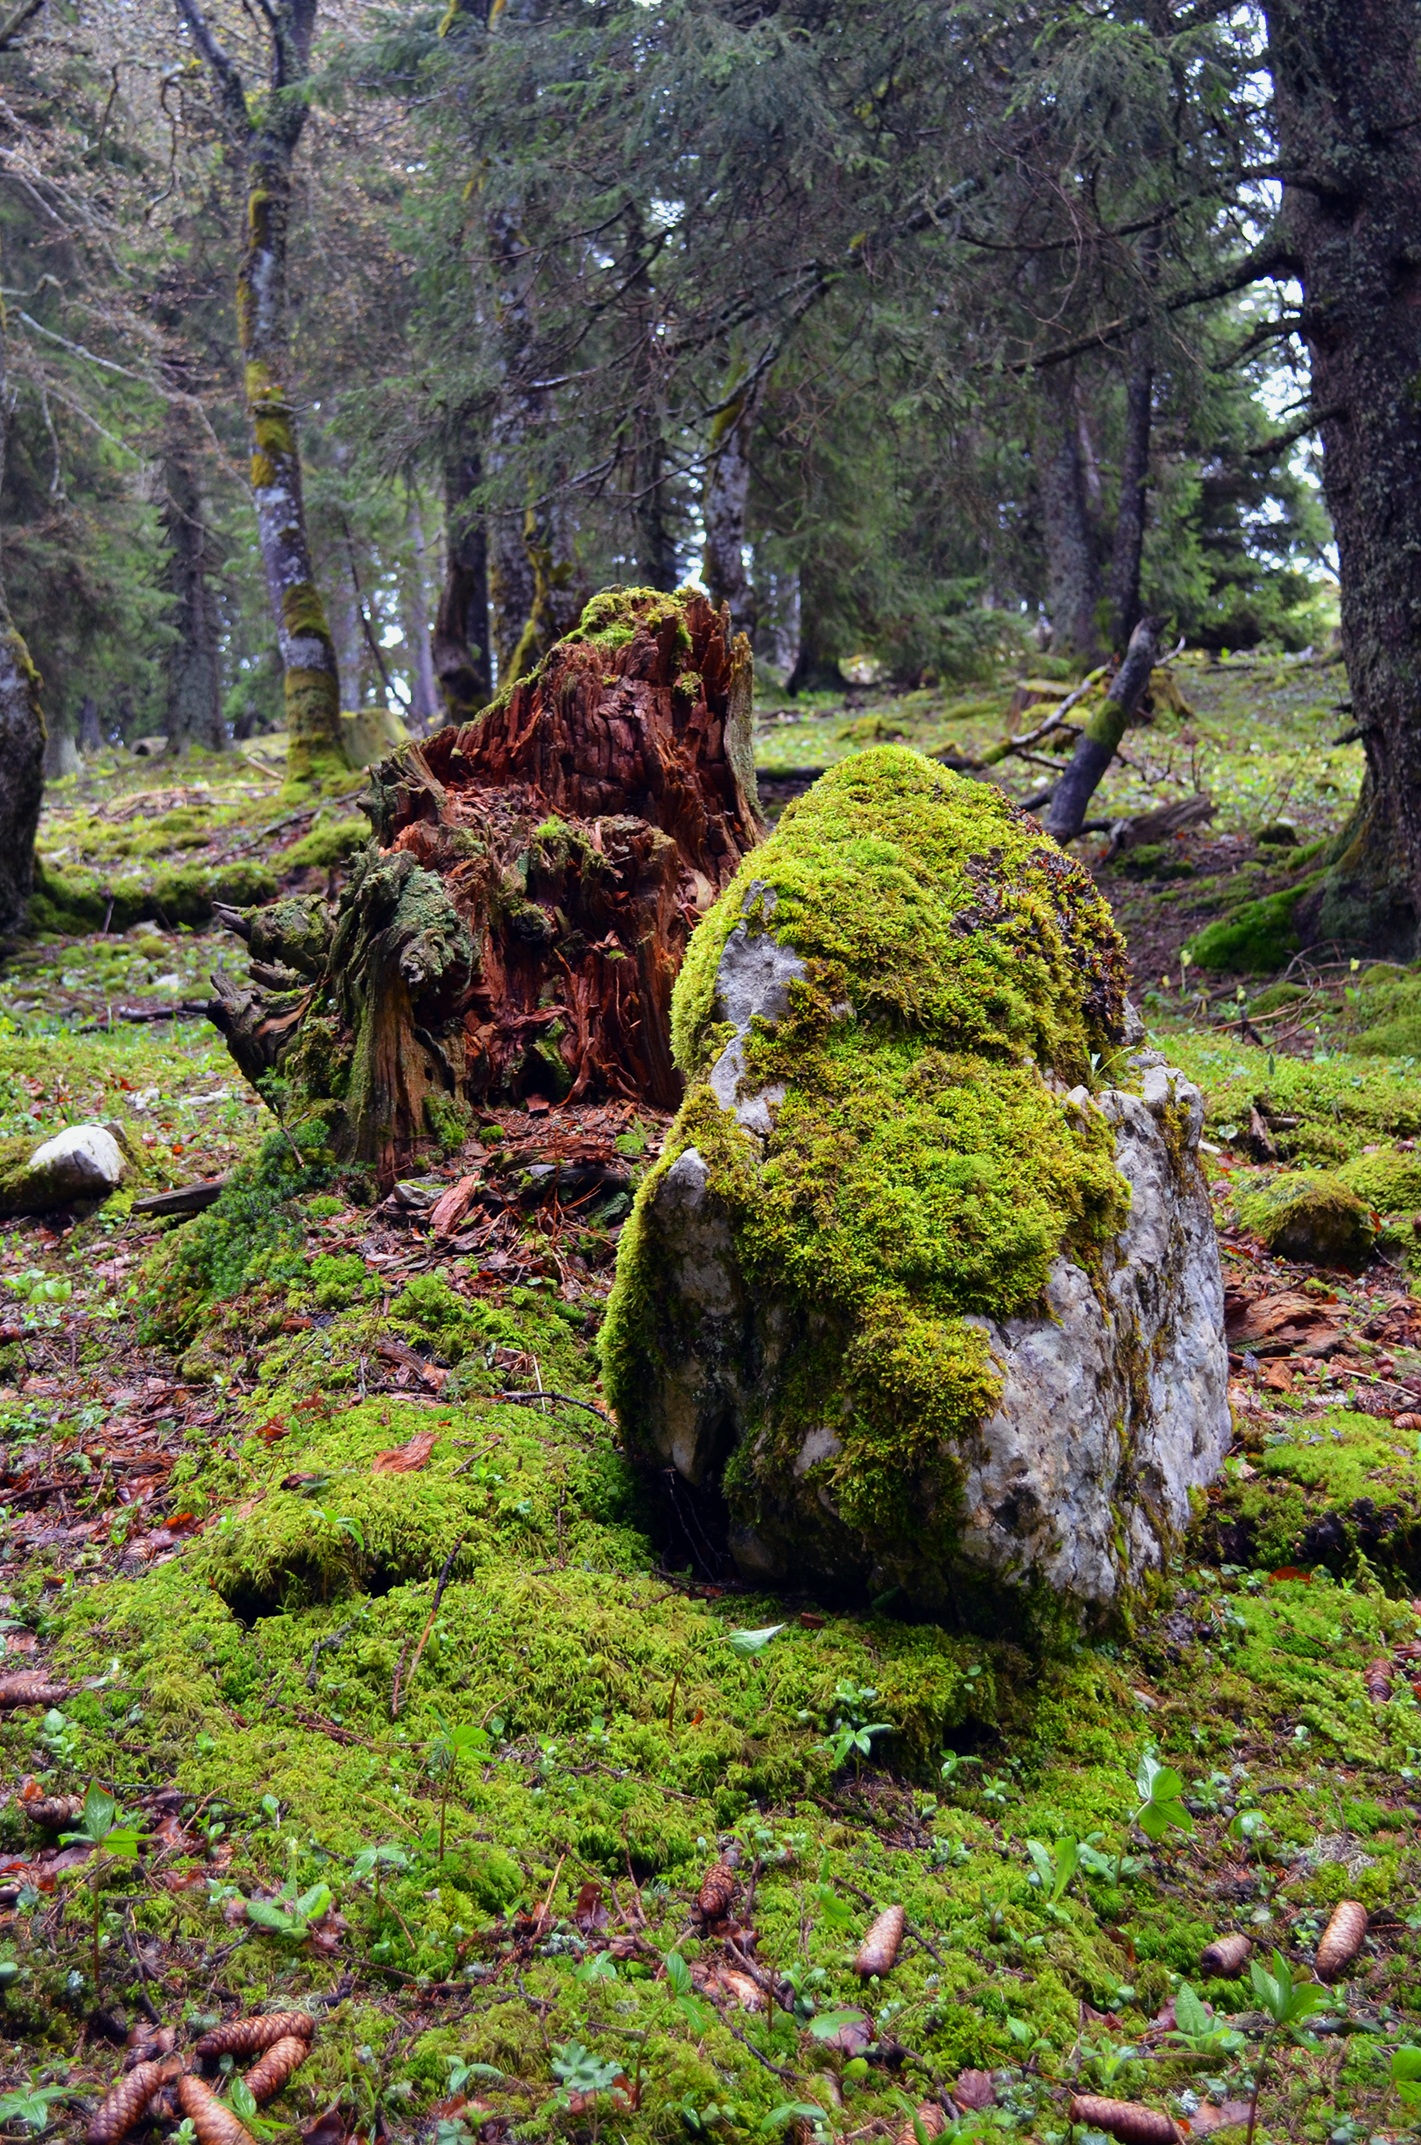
[602,747,1230,1624]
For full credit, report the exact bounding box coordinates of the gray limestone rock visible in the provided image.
[0,1124,130,1215]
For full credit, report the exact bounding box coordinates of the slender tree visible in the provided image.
[173,0,347,779]
[0,287,46,938]
[161,401,226,752]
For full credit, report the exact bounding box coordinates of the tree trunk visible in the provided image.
[1038,364,1102,664]
[403,489,440,730]
[77,695,101,753]
[1107,327,1153,651]
[0,304,45,939]
[1044,615,1161,842]
[786,566,841,696]
[703,376,763,636]
[432,445,492,720]
[1263,0,1421,955]
[209,588,765,1186]
[162,406,226,753]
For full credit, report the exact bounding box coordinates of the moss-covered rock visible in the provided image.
[1337,1146,1421,1217]
[1185,883,1317,975]
[1235,1169,1378,1271]
[604,748,1230,1625]
[1193,1410,1421,1587]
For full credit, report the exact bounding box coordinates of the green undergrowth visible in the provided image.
[29,853,279,934]
[1167,1034,1421,1164]
[1195,1408,1421,1588]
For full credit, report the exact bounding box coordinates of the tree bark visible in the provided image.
[0,298,45,938]
[1038,364,1102,664]
[1044,615,1161,843]
[1262,0,1421,954]
[175,0,345,782]
[434,444,493,717]
[1107,327,1153,651]
[210,589,765,1185]
[162,405,226,753]
[402,489,440,730]
[703,375,764,637]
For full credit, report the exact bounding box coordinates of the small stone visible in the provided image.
[1256,820,1299,846]
[0,1124,129,1216]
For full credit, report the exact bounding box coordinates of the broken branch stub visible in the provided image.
[209,588,763,1185]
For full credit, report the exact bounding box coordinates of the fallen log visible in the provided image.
[131,1176,230,1218]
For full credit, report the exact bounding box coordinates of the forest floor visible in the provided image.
[3,656,1421,2145]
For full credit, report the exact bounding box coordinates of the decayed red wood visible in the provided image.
[212,588,764,1183]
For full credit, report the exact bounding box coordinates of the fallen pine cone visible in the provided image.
[1068,2096,1180,2145]
[244,2034,310,2105]
[951,2072,996,2113]
[1363,1657,1394,1702]
[697,1861,737,1923]
[178,2074,258,2145]
[195,2011,316,2060]
[1316,1899,1368,1980]
[1200,1931,1251,1977]
[855,1903,905,1977]
[892,2102,945,2145]
[0,1672,70,1709]
[88,2058,180,2145]
[21,1791,84,1830]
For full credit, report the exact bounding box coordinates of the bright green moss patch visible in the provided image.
[27,854,278,935]
[1343,963,1421,1057]
[1167,1034,1421,1164]
[1338,1145,1421,1215]
[1185,882,1317,974]
[1194,1409,1421,1586]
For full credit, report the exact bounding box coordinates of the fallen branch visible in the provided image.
[391,1534,467,1719]
[494,1389,613,1424]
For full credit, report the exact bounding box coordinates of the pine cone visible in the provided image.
[0,1672,70,1709]
[177,2075,258,2145]
[1363,1657,1393,1702]
[696,1862,737,1922]
[854,1903,905,1977]
[1315,1899,1367,1980]
[194,2011,316,2060]
[1199,1931,1251,1977]
[244,2034,310,2105]
[892,2102,945,2145]
[87,2058,180,2145]
[21,1791,84,1831]
[1067,2097,1181,2145]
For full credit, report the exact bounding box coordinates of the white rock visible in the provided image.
[3,1124,129,1213]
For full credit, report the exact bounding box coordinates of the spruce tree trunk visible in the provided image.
[1107,327,1153,651]
[162,407,226,753]
[703,377,763,637]
[176,0,345,782]
[0,305,45,939]
[434,445,492,717]
[1264,0,1421,954]
[1044,615,1161,843]
[1038,365,1102,663]
[403,490,440,729]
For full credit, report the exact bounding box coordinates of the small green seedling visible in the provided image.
[939,1751,981,1788]
[759,2103,836,2139]
[1025,1835,1078,1908]
[1391,2045,1421,2113]
[244,1879,333,1939]
[1244,1951,1329,2145]
[227,2078,285,2142]
[0,2084,72,2133]
[426,1717,500,1859]
[820,1681,892,1771]
[60,1783,144,1993]
[351,1842,410,1916]
[1131,1751,1194,1843]
[1168,1981,1246,2059]
[663,1951,713,2031]
[726,1624,784,1658]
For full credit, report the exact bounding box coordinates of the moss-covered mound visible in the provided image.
[28,854,278,935]
[1235,1169,1378,1272]
[605,748,1228,1621]
[1194,1409,1421,1587]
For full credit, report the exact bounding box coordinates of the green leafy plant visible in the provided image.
[351,1842,410,1918]
[426,1717,500,1859]
[1025,1835,1078,1909]
[1244,1951,1329,2145]
[59,1783,144,1992]
[663,1950,713,2031]
[1391,2045,1421,2114]
[227,2078,286,2143]
[0,2084,71,2134]
[1167,1981,1246,2059]
[726,1624,784,1658]
[1131,1751,1194,1843]
[819,1681,892,1771]
[244,1879,333,1939]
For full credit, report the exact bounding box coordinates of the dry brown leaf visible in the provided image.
[1187,2102,1254,2137]
[372,1429,438,1474]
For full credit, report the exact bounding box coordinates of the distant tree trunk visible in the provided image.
[633,434,677,591]
[77,695,101,753]
[42,709,78,779]
[162,407,226,753]
[1107,327,1154,652]
[703,375,763,636]
[0,303,45,938]
[1038,365,1102,664]
[1044,614,1161,842]
[786,566,841,696]
[176,0,345,782]
[433,445,492,719]
[1263,0,1421,955]
[403,489,440,730]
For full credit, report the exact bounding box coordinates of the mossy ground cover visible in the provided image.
[4,682,1421,2143]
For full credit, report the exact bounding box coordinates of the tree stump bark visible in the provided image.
[211,587,765,1185]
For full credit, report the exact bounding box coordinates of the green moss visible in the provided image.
[1342,963,1421,1057]
[1195,1411,1421,1587]
[281,817,368,871]
[1337,1146,1421,1215]
[27,855,278,935]
[1185,881,1321,975]
[1167,1035,1421,1165]
[1234,1169,1378,1271]
[566,585,696,653]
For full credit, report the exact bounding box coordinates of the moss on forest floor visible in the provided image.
[4,676,1421,2143]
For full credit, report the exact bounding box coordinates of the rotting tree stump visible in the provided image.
[210,587,765,1185]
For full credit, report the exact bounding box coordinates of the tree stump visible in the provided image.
[210,587,765,1185]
